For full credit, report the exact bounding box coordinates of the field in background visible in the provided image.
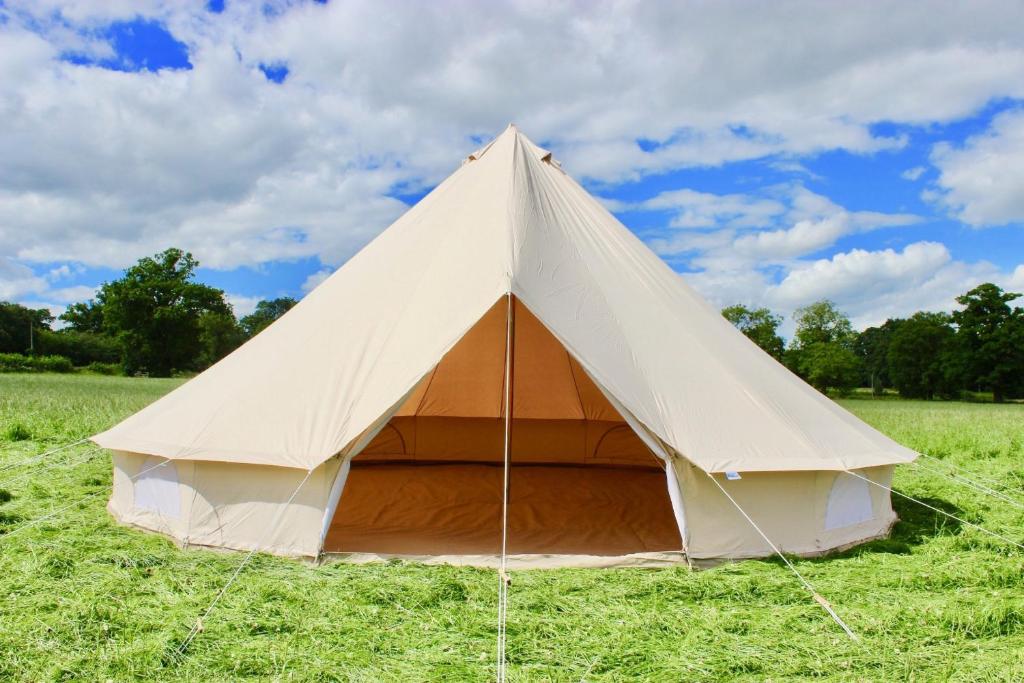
[1,374,1022,681]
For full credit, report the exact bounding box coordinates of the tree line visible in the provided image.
[2,247,1022,400]
[0,248,296,377]
[723,284,1024,402]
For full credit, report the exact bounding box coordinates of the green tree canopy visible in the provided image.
[721,304,785,360]
[94,248,234,376]
[60,300,105,333]
[197,310,245,369]
[886,312,955,399]
[854,319,903,395]
[787,300,860,394]
[239,297,298,339]
[948,283,1024,403]
[0,302,53,353]
[791,299,855,348]
[794,341,862,395]
[36,329,120,366]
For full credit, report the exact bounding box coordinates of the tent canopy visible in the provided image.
[93,125,917,474]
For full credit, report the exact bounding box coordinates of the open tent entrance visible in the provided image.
[322,297,683,559]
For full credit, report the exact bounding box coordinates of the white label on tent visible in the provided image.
[725,471,742,480]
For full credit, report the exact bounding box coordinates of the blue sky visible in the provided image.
[1,1,1022,337]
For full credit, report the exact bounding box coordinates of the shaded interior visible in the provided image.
[324,298,682,556]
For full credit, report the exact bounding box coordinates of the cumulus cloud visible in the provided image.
[225,293,262,318]
[651,184,1018,335]
[1009,265,1024,290]
[901,166,926,181]
[301,268,333,294]
[930,108,1024,226]
[685,241,1021,337]
[0,257,48,301]
[648,185,919,263]
[635,189,786,229]
[770,242,951,308]
[1,0,1023,327]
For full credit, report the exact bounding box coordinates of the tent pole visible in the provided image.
[497,291,515,682]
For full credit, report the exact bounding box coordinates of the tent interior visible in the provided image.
[323,297,683,557]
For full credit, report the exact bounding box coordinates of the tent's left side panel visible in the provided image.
[109,451,341,558]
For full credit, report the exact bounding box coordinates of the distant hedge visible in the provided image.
[35,329,120,366]
[0,353,74,373]
[84,361,121,375]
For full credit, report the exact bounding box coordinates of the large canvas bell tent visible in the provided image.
[93,125,916,567]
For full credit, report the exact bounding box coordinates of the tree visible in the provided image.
[60,300,105,333]
[948,283,1024,403]
[721,304,785,360]
[886,312,955,399]
[239,297,298,339]
[854,319,903,395]
[792,299,855,348]
[36,329,120,366]
[96,248,234,376]
[796,341,862,395]
[786,300,860,394]
[197,310,245,368]
[0,302,54,353]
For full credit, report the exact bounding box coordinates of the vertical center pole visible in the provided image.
[497,291,515,682]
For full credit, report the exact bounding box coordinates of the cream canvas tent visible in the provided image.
[93,125,917,567]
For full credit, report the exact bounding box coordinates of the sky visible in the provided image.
[1,1,1023,338]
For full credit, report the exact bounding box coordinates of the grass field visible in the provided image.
[1,373,1022,681]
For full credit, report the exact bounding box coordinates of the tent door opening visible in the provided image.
[321,296,683,558]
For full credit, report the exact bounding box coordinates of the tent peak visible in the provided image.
[467,124,555,166]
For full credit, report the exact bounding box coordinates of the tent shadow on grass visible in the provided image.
[815,491,965,561]
[0,510,27,532]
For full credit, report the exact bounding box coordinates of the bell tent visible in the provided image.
[93,125,917,568]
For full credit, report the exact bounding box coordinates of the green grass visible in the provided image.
[1,374,1023,681]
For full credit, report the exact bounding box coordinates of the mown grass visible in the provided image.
[1,374,1022,681]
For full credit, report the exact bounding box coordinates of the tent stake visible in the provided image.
[174,468,315,658]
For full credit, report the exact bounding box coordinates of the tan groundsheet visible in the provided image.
[324,462,680,556]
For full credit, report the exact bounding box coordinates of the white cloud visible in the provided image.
[770,242,950,308]
[685,241,1021,338]
[225,293,262,318]
[1,1,1023,329]
[46,284,97,303]
[930,108,1024,226]
[640,184,982,336]
[301,268,332,294]
[1009,265,1024,291]
[0,1,1021,276]
[637,189,786,229]
[0,257,48,301]
[901,166,926,181]
[647,185,919,263]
